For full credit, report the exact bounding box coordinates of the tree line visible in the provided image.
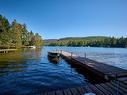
[0,15,43,49]
[45,36,127,48]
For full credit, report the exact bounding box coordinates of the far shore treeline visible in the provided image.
[45,36,127,48]
[0,15,43,49]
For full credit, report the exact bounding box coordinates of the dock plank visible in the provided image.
[118,77,127,84]
[111,81,127,93]
[59,50,127,80]
[76,86,86,95]
[100,83,118,95]
[95,84,112,95]
[47,91,56,95]
[83,85,94,93]
[89,84,105,95]
[74,57,127,77]
[44,81,127,95]
[106,82,124,95]
[47,50,127,95]
[63,89,72,95]
[55,90,64,95]
[69,88,80,95]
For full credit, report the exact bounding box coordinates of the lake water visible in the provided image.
[0,46,127,94]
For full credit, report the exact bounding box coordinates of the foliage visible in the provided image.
[45,36,127,48]
[0,15,43,48]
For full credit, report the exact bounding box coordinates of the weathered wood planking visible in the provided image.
[118,77,127,84]
[54,50,127,80]
[44,81,127,95]
[77,57,127,78]
[46,50,127,95]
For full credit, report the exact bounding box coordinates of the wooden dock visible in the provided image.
[43,80,127,95]
[118,77,127,84]
[52,50,127,81]
[0,49,126,94]
[46,50,127,95]
[0,49,17,53]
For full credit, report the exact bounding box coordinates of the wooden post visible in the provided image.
[61,50,62,54]
[71,52,73,58]
[84,53,86,58]
[84,53,86,63]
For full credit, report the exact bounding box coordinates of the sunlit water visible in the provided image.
[0,46,127,94]
[58,46,127,70]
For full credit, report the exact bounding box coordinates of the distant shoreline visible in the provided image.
[44,36,127,48]
[45,45,127,48]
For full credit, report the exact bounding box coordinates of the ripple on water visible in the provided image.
[1,47,127,94]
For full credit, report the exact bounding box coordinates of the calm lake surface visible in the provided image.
[0,46,127,94]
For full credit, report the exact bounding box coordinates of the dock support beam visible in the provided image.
[71,52,73,58]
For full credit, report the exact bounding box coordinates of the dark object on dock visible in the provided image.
[48,51,60,58]
[48,56,61,64]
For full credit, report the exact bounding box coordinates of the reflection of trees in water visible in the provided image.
[0,48,42,60]
[21,48,43,59]
[48,56,61,64]
[0,48,43,77]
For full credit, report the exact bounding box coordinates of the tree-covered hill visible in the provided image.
[59,36,109,41]
[44,39,58,43]
[45,36,127,48]
[0,14,43,49]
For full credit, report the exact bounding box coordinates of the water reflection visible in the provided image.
[0,47,88,94]
[0,48,42,76]
[1,46,126,94]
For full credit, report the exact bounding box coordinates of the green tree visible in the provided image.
[10,19,22,48]
[0,14,43,49]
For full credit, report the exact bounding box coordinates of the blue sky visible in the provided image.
[0,0,127,39]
